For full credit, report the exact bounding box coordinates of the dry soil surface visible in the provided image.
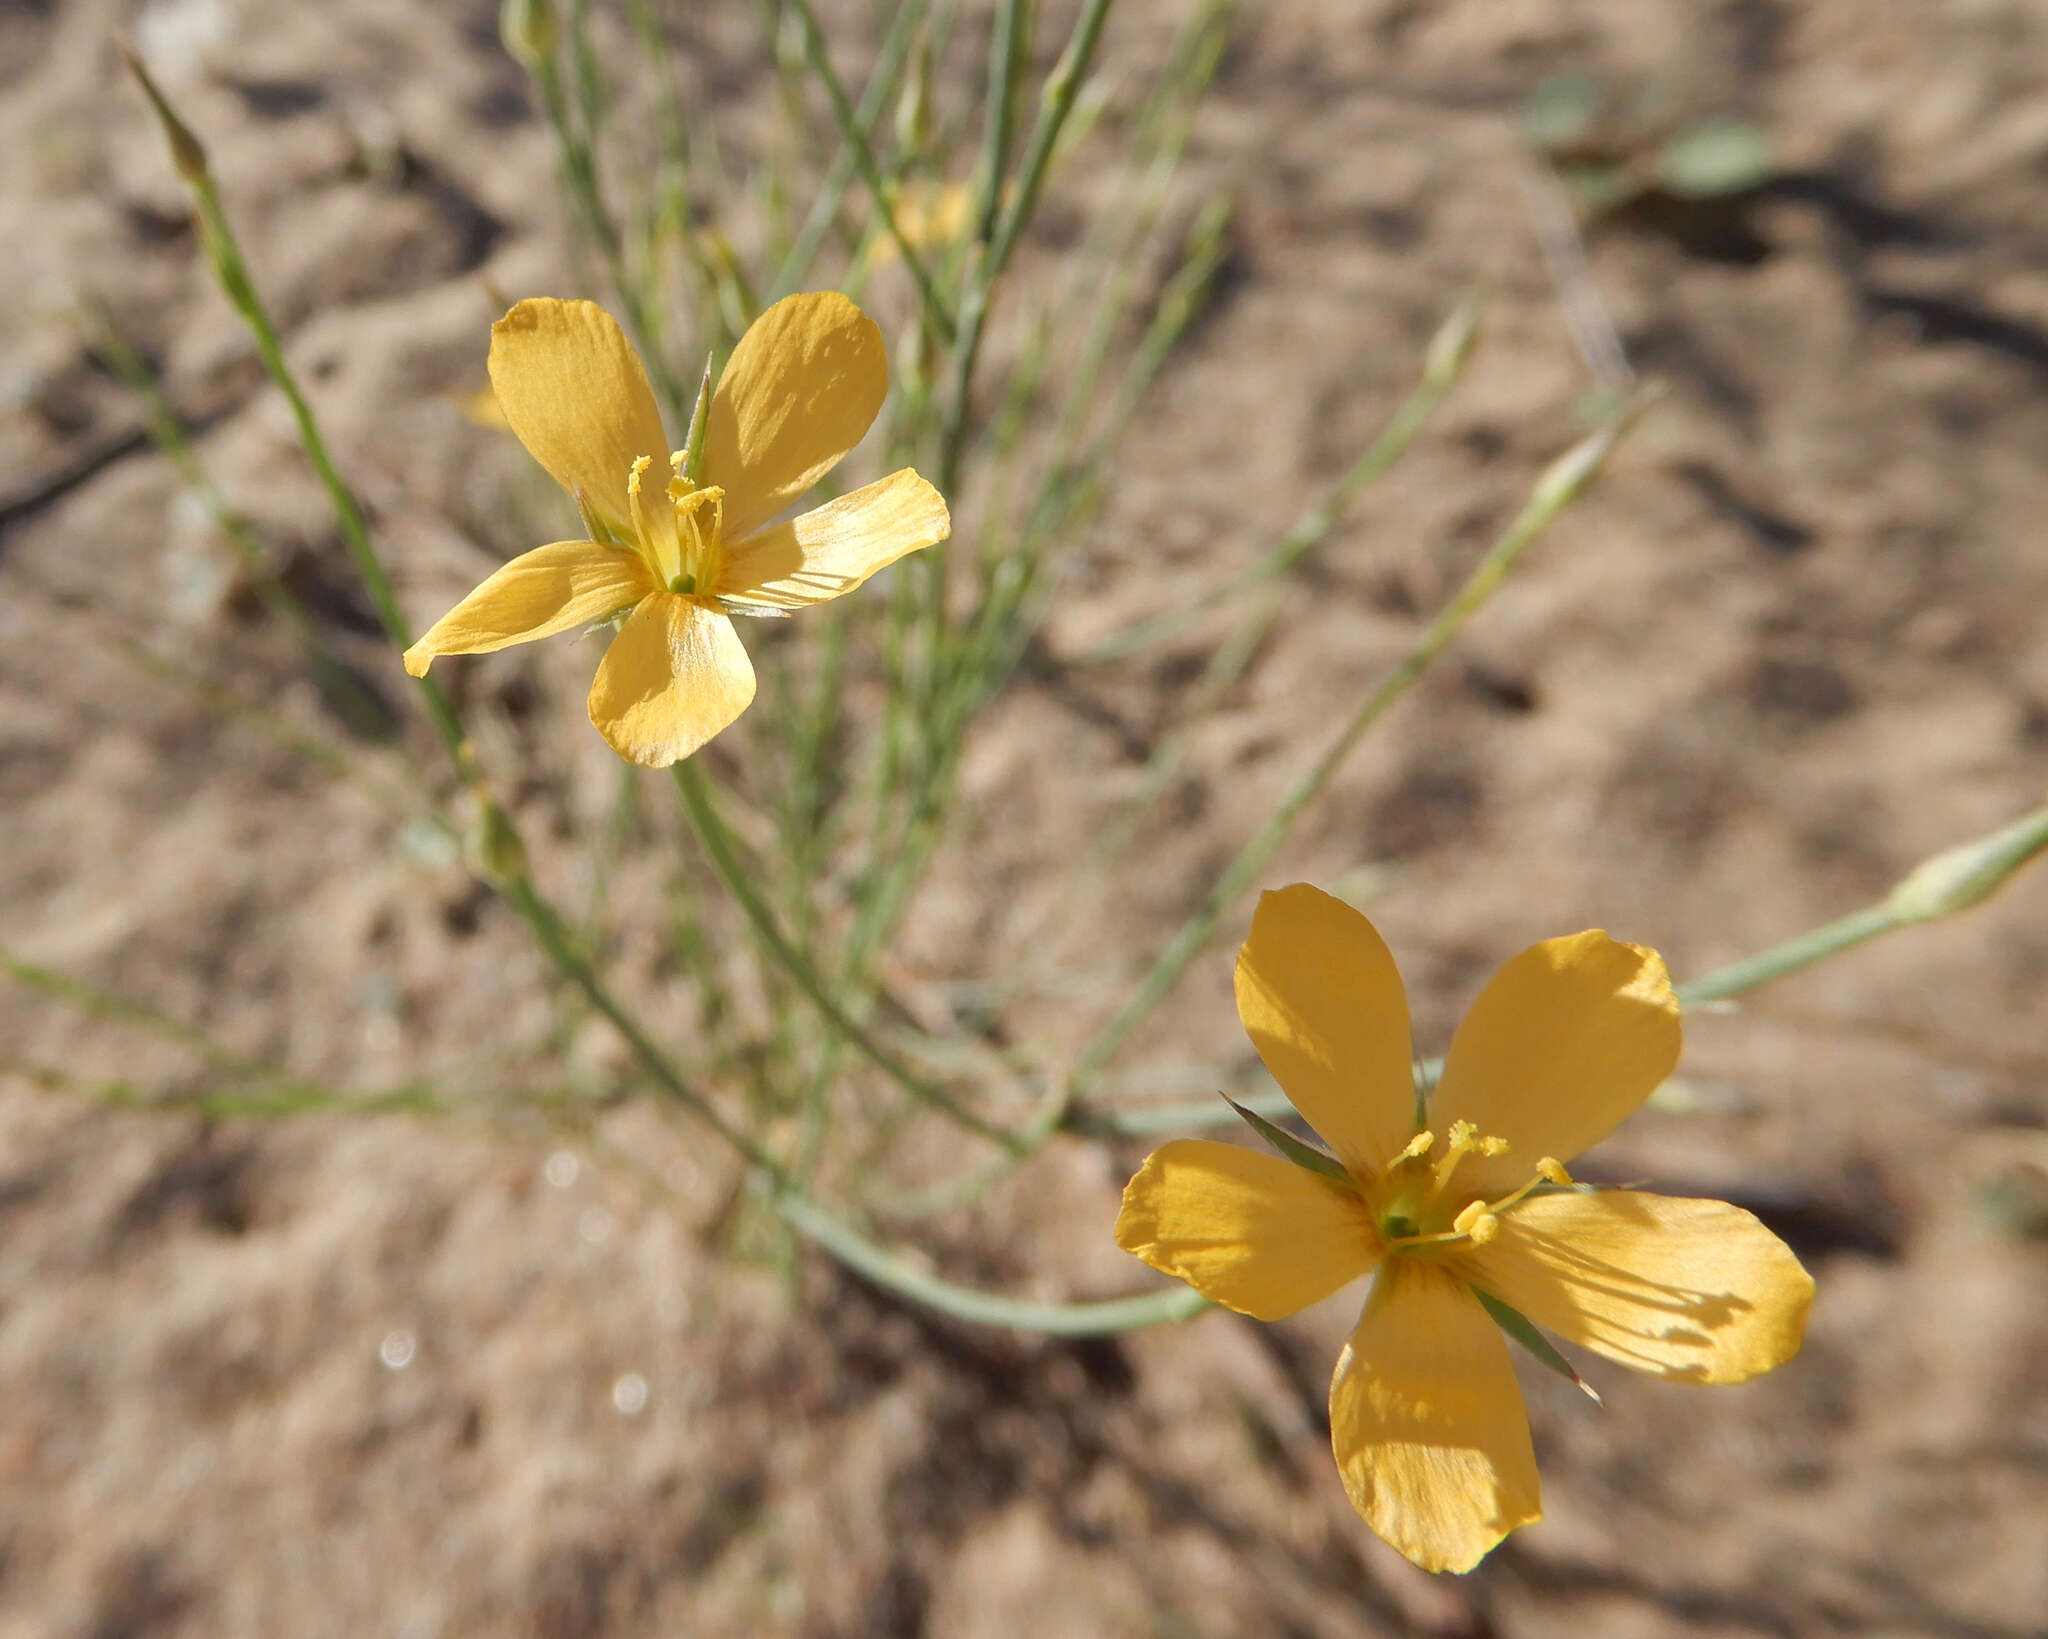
[4,1,2047,1636]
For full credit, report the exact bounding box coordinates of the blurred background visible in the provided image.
[4,0,2047,1634]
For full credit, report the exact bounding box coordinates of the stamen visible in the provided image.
[1398,1131,1435,1161]
[1451,1201,1500,1244]
[1430,1119,1503,1197]
[670,484,726,593]
[627,456,656,546]
[1536,1157,1573,1187]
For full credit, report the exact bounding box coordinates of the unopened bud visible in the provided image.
[896,35,934,155]
[1423,286,1486,387]
[465,801,529,885]
[1885,802,2048,925]
[119,40,209,186]
[500,0,558,71]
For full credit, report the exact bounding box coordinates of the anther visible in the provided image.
[1451,1201,1500,1244]
[1536,1157,1573,1187]
[627,455,655,543]
[1398,1131,1435,1161]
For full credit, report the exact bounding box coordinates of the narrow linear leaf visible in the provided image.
[1224,1095,1350,1184]
[1474,1287,1602,1404]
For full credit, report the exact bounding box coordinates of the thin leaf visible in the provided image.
[1474,1288,1602,1403]
[1223,1095,1351,1184]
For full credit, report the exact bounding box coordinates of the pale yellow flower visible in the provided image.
[1116,884,1815,1574]
[863,179,973,271]
[407,293,949,766]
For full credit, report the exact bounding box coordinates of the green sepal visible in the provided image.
[681,353,715,484]
[1473,1287,1601,1404]
[1223,1096,1350,1185]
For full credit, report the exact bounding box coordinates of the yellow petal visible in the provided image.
[1461,1189,1815,1384]
[717,469,949,610]
[1329,1259,1542,1574]
[489,299,670,536]
[1115,1139,1378,1321]
[1428,932,1681,1203]
[1234,885,1417,1186]
[586,594,756,766]
[402,541,652,676]
[704,292,887,541]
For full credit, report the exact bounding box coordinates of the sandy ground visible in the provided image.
[4,0,2047,1634]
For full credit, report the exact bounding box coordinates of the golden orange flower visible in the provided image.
[1116,884,1815,1573]
[407,293,948,765]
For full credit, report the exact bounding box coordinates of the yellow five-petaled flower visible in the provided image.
[406,292,949,766]
[1116,884,1815,1574]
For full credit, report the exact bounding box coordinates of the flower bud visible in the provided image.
[1885,801,2048,925]
[500,0,558,71]
[119,41,210,186]
[465,801,529,886]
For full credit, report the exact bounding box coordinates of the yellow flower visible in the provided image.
[1116,884,1815,1574]
[863,179,973,271]
[406,293,949,766]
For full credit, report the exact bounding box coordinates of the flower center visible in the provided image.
[624,454,725,596]
[1373,1120,1572,1255]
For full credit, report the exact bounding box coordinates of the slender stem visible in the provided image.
[532,56,689,421]
[177,186,474,770]
[503,874,777,1168]
[985,0,1114,287]
[1074,837,2012,1140]
[2,951,263,1076]
[1078,286,1487,664]
[784,0,956,342]
[1673,905,1903,1007]
[83,304,397,743]
[1065,394,1657,1107]
[770,0,928,302]
[936,0,1116,495]
[774,1192,1209,1334]
[971,0,1028,247]
[671,762,1024,1151]
[120,57,1224,1338]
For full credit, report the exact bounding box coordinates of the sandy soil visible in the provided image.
[4,0,2047,1635]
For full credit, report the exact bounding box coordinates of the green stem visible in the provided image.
[515,869,1205,1332]
[1078,286,1487,664]
[671,761,1023,1151]
[1079,798,2048,1138]
[1065,393,1657,1107]
[120,56,1219,1338]
[1674,905,1899,1006]
[774,1192,1208,1333]
[502,873,776,1167]
[2,950,262,1076]
[936,0,1115,496]
[784,0,956,343]
[971,0,1028,247]
[769,0,928,302]
[178,185,472,769]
